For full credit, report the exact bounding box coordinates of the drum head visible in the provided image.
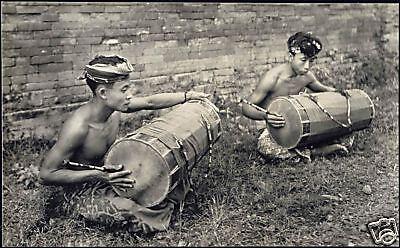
[104,138,170,207]
[267,98,303,148]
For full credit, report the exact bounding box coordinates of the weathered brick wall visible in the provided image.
[2,2,398,141]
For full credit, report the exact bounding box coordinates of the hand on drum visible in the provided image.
[186,91,211,101]
[100,165,135,189]
[266,113,285,128]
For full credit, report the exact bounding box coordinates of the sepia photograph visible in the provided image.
[2,1,399,246]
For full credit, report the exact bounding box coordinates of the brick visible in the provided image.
[57,70,77,81]
[59,13,88,22]
[25,81,56,91]
[104,6,130,12]
[50,38,77,46]
[1,4,16,14]
[76,37,103,45]
[140,33,165,42]
[27,73,58,83]
[17,22,52,31]
[38,62,73,73]
[117,21,140,29]
[31,55,64,65]
[5,32,34,40]
[2,58,16,67]
[2,23,17,32]
[3,65,38,77]
[11,39,50,49]
[3,85,11,94]
[19,46,62,57]
[51,22,84,30]
[16,5,48,14]
[77,5,105,13]
[62,45,91,54]
[41,13,59,22]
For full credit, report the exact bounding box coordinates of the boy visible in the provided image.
[39,55,209,234]
[242,32,352,161]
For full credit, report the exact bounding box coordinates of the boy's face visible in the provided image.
[100,78,134,112]
[290,52,316,75]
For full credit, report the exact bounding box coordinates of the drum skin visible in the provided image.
[104,99,221,207]
[266,89,375,149]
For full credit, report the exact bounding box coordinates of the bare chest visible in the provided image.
[274,75,311,96]
[76,116,120,163]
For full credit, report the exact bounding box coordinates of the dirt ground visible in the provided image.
[2,53,399,246]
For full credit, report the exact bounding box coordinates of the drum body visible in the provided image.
[104,99,221,207]
[266,89,375,149]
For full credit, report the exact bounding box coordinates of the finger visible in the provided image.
[111,183,134,188]
[109,170,131,180]
[142,223,150,234]
[110,178,135,184]
[268,121,285,126]
[268,120,285,124]
[267,116,285,121]
[271,123,285,128]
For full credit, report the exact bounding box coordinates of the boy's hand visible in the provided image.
[266,113,285,128]
[336,89,350,98]
[186,91,211,101]
[100,169,135,188]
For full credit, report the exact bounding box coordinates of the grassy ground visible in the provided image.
[2,53,399,246]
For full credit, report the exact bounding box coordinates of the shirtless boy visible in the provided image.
[39,55,209,233]
[242,32,352,161]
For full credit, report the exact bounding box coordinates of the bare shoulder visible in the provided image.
[305,71,318,81]
[58,107,90,143]
[259,64,284,85]
[110,111,121,121]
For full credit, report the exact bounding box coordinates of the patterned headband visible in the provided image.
[78,55,134,84]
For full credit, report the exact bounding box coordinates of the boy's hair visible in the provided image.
[287,32,322,58]
[79,55,134,94]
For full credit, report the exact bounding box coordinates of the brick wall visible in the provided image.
[2,2,399,141]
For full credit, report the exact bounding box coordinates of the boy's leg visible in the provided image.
[63,182,174,234]
[311,143,349,157]
[310,134,355,157]
[257,129,294,160]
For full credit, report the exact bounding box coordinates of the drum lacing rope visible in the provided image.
[200,113,214,178]
[304,91,353,129]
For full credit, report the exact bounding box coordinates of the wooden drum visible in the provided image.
[104,99,221,207]
[266,89,375,149]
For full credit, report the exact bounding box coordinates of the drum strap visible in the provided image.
[133,127,191,200]
[304,92,353,130]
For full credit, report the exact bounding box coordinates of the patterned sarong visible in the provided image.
[257,128,354,161]
[45,181,178,234]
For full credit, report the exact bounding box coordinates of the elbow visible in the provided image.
[146,98,157,110]
[39,168,52,185]
[241,105,251,118]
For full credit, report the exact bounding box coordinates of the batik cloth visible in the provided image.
[46,180,182,234]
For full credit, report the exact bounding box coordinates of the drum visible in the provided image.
[266,89,375,149]
[104,99,221,207]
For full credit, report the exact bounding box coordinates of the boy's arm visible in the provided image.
[242,71,278,120]
[39,118,103,185]
[39,118,133,187]
[306,71,336,92]
[125,91,210,112]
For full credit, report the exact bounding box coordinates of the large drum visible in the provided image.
[104,99,221,207]
[266,89,375,149]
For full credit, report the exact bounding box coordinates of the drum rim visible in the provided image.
[104,134,171,207]
[267,96,304,149]
[356,89,376,119]
[187,98,220,115]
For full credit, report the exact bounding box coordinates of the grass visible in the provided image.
[2,52,399,246]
